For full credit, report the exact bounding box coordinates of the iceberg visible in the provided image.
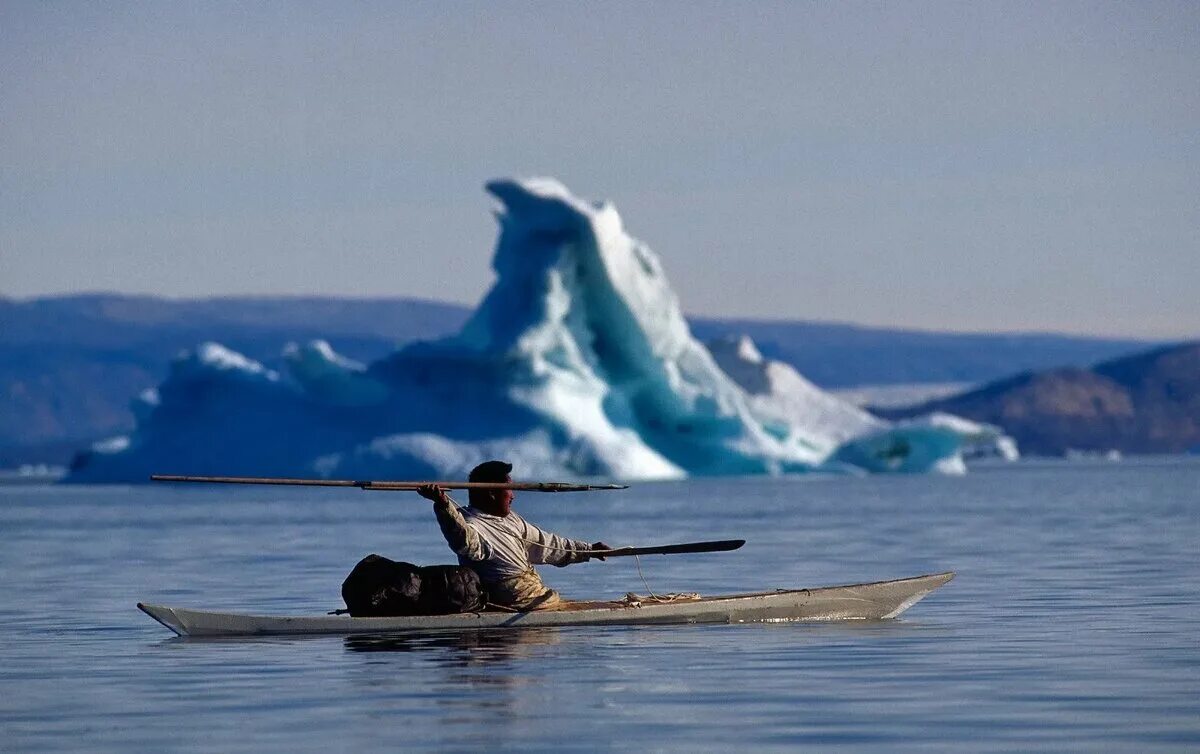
[708,336,1017,473]
[707,334,884,450]
[67,178,1006,483]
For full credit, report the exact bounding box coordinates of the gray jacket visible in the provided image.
[434,500,592,583]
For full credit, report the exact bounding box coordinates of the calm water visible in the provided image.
[1,459,1197,752]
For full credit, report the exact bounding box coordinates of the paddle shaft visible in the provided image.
[150,475,627,492]
[149,477,741,556]
[592,539,745,557]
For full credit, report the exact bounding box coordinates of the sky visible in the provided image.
[1,1,1197,338]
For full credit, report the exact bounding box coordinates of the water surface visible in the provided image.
[1,459,1197,751]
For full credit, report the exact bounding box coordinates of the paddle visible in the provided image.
[591,539,745,557]
[150,475,743,557]
[150,474,627,492]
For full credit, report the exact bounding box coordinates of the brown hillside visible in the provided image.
[880,342,1200,455]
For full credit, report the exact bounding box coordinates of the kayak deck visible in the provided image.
[138,572,954,637]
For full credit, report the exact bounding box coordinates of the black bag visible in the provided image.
[417,564,487,615]
[341,554,485,617]
[341,554,423,617]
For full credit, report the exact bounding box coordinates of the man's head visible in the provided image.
[468,460,514,516]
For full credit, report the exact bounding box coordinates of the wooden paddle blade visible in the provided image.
[593,539,746,557]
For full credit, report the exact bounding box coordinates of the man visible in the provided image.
[418,460,610,611]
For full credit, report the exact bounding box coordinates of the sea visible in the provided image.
[1,458,1197,752]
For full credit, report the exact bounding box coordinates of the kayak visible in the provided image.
[138,571,953,637]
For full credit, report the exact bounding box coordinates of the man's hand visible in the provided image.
[417,484,450,505]
[590,541,612,561]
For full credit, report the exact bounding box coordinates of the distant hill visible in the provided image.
[877,342,1200,455]
[0,293,1156,466]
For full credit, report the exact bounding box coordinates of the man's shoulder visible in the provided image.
[463,508,529,531]
[462,507,517,523]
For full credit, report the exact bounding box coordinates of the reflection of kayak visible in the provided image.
[138,572,954,637]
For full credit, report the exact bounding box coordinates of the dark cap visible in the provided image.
[469,460,513,483]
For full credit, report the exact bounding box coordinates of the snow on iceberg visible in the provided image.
[284,340,389,407]
[67,178,1001,483]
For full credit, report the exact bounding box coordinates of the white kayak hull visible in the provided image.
[138,572,953,638]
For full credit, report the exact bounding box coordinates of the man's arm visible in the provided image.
[521,519,608,566]
[418,485,489,562]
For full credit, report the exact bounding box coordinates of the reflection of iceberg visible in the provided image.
[68,178,1007,483]
[1064,448,1122,462]
[0,464,67,484]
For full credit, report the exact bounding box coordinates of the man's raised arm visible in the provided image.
[419,484,488,562]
